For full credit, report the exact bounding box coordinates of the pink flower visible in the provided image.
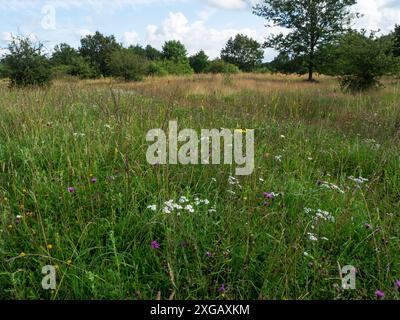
[151,240,160,250]
[67,187,76,193]
[375,290,385,299]
[396,280,400,290]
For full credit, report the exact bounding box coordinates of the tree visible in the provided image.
[333,31,394,92]
[145,45,162,61]
[162,40,189,62]
[221,34,264,72]
[393,25,400,57]
[3,36,51,87]
[189,50,210,73]
[254,0,358,81]
[51,43,79,66]
[107,48,148,81]
[79,31,122,77]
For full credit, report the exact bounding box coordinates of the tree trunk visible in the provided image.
[308,65,313,81]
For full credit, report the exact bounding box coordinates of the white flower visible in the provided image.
[259,178,265,182]
[275,155,282,162]
[147,205,157,212]
[179,196,189,203]
[104,124,112,129]
[227,190,236,195]
[348,176,369,184]
[307,233,318,241]
[208,208,216,213]
[185,205,195,213]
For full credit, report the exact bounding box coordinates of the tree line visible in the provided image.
[1,0,400,92]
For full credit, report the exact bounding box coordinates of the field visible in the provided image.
[0,73,399,300]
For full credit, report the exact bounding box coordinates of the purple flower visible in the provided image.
[15,215,22,225]
[263,192,274,199]
[375,290,385,299]
[151,240,160,250]
[67,187,76,193]
[91,177,98,184]
[206,251,212,258]
[396,280,400,290]
[218,283,225,293]
[364,223,372,229]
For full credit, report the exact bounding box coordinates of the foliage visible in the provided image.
[2,36,52,87]
[189,50,210,73]
[254,0,358,81]
[107,49,148,82]
[204,59,240,74]
[79,31,122,77]
[51,43,79,66]
[221,34,264,72]
[333,31,395,92]
[69,56,98,79]
[162,40,189,63]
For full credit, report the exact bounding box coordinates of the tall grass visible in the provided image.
[0,74,399,299]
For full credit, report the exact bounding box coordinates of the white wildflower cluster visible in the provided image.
[147,195,214,215]
[320,181,345,194]
[348,176,369,185]
[227,176,242,196]
[304,208,335,243]
[73,132,86,138]
[275,155,283,162]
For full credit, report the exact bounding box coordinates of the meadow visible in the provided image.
[0,73,399,300]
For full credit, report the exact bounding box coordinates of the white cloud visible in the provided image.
[354,0,400,34]
[203,0,247,10]
[76,29,94,39]
[145,11,262,58]
[123,31,140,46]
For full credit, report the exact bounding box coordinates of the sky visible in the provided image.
[0,0,400,61]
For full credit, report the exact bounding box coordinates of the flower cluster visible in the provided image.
[147,195,215,215]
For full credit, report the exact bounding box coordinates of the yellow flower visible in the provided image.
[47,244,53,250]
[67,259,72,265]
[7,224,13,229]
[20,252,26,257]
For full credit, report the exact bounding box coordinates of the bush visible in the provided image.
[107,49,148,82]
[147,61,169,77]
[3,36,52,87]
[51,64,73,78]
[204,60,240,74]
[69,56,98,79]
[334,31,395,93]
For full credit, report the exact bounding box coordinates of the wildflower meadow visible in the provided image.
[0,74,399,300]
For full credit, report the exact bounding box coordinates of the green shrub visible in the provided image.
[334,31,395,93]
[204,59,240,74]
[3,36,52,87]
[69,56,98,79]
[51,64,73,78]
[107,49,148,82]
[147,61,169,77]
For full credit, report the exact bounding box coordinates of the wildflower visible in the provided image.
[179,196,189,203]
[307,233,318,242]
[67,259,72,265]
[218,284,225,293]
[185,205,195,213]
[364,223,372,230]
[275,155,282,162]
[375,290,385,299]
[67,187,76,193]
[47,244,53,250]
[20,252,26,257]
[91,177,98,184]
[263,192,275,199]
[208,208,216,213]
[151,241,160,250]
[396,280,400,290]
[259,178,265,182]
[206,252,212,258]
[147,205,157,212]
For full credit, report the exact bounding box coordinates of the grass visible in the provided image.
[0,73,399,300]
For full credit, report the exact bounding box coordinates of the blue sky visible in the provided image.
[1,0,400,61]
